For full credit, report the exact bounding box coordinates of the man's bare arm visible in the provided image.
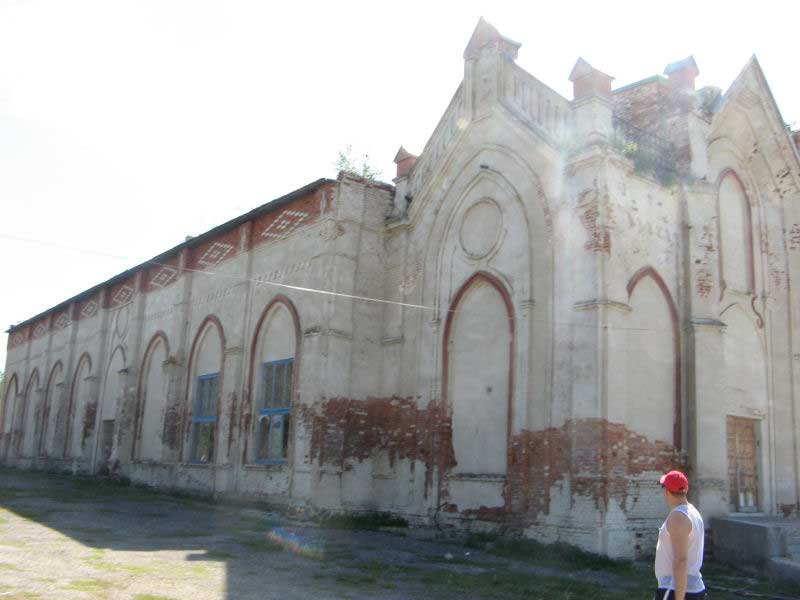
[667,511,692,600]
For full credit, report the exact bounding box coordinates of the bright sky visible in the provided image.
[1,0,798,371]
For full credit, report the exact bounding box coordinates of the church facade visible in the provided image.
[3,20,800,558]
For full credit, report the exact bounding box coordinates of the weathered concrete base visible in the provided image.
[711,516,788,567]
[711,515,800,587]
[766,557,800,586]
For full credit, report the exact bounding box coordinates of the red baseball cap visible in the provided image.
[660,470,689,493]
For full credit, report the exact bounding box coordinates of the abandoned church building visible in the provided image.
[3,20,800,558]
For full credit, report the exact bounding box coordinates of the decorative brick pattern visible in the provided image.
[31,321,48,340]
[146,256,180,292]
[188,228,240,271]
[53,311,71,330]
[106,281,135,309]
[7,329,28,350]
[251,190,324,250]
[260,210,311,240]
[79,298,99,320]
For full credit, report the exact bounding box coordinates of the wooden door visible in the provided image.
[727,416,759,512]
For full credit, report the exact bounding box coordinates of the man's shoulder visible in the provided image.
[667,506,693,532]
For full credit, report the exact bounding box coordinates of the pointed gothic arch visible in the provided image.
[20,369,40,457]
[717,169,756,296]
[1,373,19,434]
[132,332,170,460]
[626,266,681,448]
[441,271,515,504]
[40,361,64,456]
[245,295,301,464]
[182,315,225,463]
[64,353,92,458]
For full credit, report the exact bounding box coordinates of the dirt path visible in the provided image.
[0,469,792,600]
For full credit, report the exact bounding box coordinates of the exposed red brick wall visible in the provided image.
[696,223,716,298]
[573,72,612,99]
[507,419,679,520]
[614,80,671,135]
[302,394,682,526]
[579,195,611,254]
[789,224,800,252]
[300,396,453,497]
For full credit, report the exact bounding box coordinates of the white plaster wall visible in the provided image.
[719,175,751,292]
[448,279,510,476]
[139,339,167,461]
[20,372,40,457]
[255,304,296,366]
[100,347,126,423]
[67,356,92,458]
[43,363,64,456]
[193,323,223,379]
[721,307,767,418]
[1,376,16,435]
[624,277,675,444]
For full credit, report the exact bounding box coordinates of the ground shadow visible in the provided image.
[0,469,794,600]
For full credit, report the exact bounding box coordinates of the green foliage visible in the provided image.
[63,578,118,592]
[464,533,635,574]
[610,134,678,187]
[316,511,408,531]
[334,145,382,181]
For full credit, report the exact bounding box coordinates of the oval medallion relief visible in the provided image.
[459,199,502,260]
[114,304,130,339]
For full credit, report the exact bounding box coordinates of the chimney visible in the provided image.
[393,146,417,179]
[569,57,614,100]
[569,58,614,145]
[463,17,520,62]
[390,146,417,218]
[664,56,699,90]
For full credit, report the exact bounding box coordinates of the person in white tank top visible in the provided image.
[654,470,706,600]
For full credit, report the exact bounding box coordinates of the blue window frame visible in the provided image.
[190,373,218,462]
[256,358,293,463]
